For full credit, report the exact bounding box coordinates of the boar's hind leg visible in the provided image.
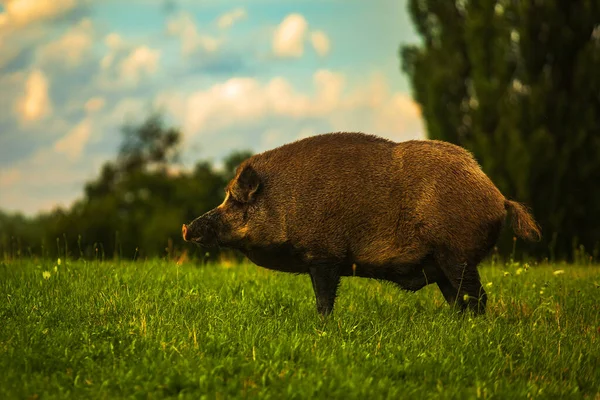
[435,255,487,315]
[308,265,341,317]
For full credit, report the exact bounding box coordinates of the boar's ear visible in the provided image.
[231,165,261,203]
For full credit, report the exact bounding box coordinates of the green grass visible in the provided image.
[1,258,599,399]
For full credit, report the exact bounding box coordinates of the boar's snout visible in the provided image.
[182,210,220,246]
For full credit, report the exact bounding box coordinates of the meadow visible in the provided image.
[0,257,599,399]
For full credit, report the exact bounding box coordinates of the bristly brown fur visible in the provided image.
[184,132,542,316]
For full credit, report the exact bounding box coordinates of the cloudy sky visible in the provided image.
[0,0,425,215]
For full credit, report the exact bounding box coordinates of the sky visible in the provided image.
[0,0,425,216]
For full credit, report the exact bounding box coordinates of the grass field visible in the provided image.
[1,258,599,399]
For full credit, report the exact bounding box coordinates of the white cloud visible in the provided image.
[0,0,79,27]
[327,72,424,141]
[18,69,52,122]
[0,71,25,120]
[37,18,94,68]
[297,127,316,141]
[217,8,246,29]
[120,46,160,84]
[0,0,88,69]
[0,110,107,215]
[54,118,92,160]
[176,71,312,134]
[261,128,284,148]
[84,97,105,113]
[313,70,344,111]
[272,14,331,59]
[156,69,423,145]
[104,32,124,49]
[99,34,120,72]
[100,33,121,70]
[108,97,146,124]
[167,12,219,56]
[375,93,423,135]
[310,30,330,57]
[99,36,161,88]
[0,145,104,215]
[0,168,21,187]
[183,78,263,134]
[272,13,308,58]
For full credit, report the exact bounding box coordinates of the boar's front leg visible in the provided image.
[308,265,341,317]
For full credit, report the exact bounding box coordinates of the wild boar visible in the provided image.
[182,132,541,316]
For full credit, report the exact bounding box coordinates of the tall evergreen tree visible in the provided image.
[401,0,600,260]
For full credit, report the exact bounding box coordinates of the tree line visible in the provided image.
[401,0,600,262]
[0,114,252,262]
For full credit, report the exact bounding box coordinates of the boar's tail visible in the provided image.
[504,200,542,242]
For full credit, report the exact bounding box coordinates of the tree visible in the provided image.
[401,0,600,260]
[119,112,181,174]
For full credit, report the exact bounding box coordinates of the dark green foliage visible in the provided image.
[0,113,253,261]
[401,0,600,260]
[118,112,181,174]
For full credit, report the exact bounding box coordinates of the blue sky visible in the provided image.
[0,0,425,215]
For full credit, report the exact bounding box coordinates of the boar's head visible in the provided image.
[182,163,267,249]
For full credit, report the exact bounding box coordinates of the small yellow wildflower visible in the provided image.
[486,282,493,288]
[57,258,62,266]
[553,270,565,276]
[503,271,510,277]
[42,271,51,280]
[516,268,523,275]
[463,294,470,302]
[54,265,58,273]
